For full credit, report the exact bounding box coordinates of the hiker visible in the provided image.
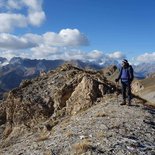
[115,59,134,106]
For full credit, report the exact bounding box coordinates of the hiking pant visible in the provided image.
[121,81,132,101]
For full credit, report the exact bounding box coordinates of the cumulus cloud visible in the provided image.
[30,48,103,61]
[59,29,89,46]
[22,0,43,11]
[86,50,104,60]
[0,31,127,63]
[136,52,155,63]
[7,0,22,9]
[0,13,27,32]
[108,51,125,60]
[0,33,37,49]
[0,29,89,50]
[0,0,45,32]
[0,50,31,60]
[28,11,45,26]
[23,33,43,44]
[30,45,62,59]
[0,28,90,60]
[0,45,127,65]
[43,29,89,46]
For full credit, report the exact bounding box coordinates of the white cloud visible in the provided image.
[30,46,89,60]
[30,45,61,59]
[0,28,90,60]
[0,31,127,64]
[0,13,27,32]
[0,46,127,65]
[0,29,89,51]
[43,32,63,46]
[28,11,45,26]
[59,29,89,46]
[136,52,155,63]
[87,50,104,60]
[23,33,43,44]
[24,0,45,26]
[108,51,125,60]
[0,33,37,49]
[7,0,22,9]
[43,29,89,46]
[62,49,87,60]
[22,0,43,11]
[0,50,27,60]
[0,0,45,32]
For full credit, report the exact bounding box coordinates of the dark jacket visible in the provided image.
[117,64,134,82]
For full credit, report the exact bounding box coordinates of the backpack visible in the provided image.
[120,65,134,81]
[128,65,134,81]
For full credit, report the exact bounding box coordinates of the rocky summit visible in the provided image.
[0,64,154,155]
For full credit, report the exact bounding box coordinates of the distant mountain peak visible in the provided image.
[0,57,8,64]
[9,57,24,65]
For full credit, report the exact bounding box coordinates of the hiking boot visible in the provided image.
[120,100,126,105]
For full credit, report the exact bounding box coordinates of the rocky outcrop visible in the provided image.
[0,64,116,135]
[132,80,144,93]
[66,75,109,115]
[102,65,117,76]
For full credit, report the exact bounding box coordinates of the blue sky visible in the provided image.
[0,0,155,64]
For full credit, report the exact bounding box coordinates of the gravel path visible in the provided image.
[0,95,155,155]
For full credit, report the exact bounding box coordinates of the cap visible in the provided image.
[122,59,128,64]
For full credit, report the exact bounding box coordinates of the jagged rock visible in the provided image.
[66,75,113,115]
[39,70,46,76]
[66,76,98,115]
[19,79,32,88]
[102,65,117,76]
[0,64,116,133]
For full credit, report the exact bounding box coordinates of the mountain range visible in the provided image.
[0,57,155,99]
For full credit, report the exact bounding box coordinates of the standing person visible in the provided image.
[115,59,134,106]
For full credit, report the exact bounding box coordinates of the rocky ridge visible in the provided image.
[0,64,115,137]
[0,64,154,154]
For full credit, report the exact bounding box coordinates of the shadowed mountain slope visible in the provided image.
[0,58,65,99]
